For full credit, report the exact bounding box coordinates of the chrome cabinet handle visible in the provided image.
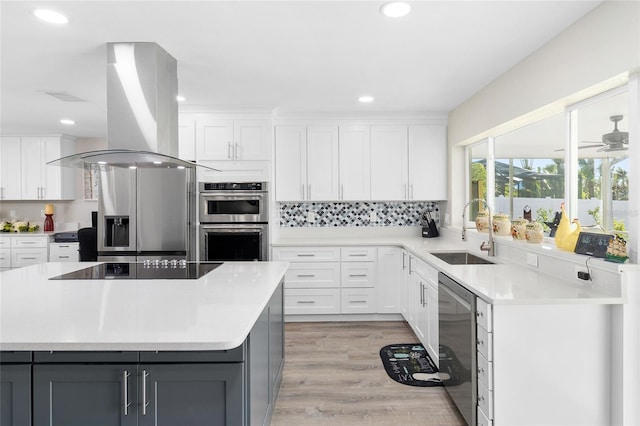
[296,253,315,257]
[340,184,344,200]
[22,242,36,244]
[410,184,414,199]
[477,338,484,345]
[308,184,311,199]
[348,274,367,277]
[296,274,316,278]
[297,300,315,304]
[301,184,305,199]
[479,395,485,402]
[403,184,407,199]
[234,142,239,159]
[476,311,484,318]
[23,257,37,260]
[59,256,69,259]
[350,300,367,303]
[478,367,485,374]
[123,370,131,416]
[348,253,367,257]
[142,369,149,415]
[0,187,4,198]
[228,142,232,159]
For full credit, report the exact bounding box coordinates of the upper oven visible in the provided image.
[199,182,268,223]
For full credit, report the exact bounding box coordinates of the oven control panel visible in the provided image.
[200,182,265,191]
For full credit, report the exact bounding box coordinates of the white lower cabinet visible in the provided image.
[376,247,402,314]
[49,242,79,262]
[10,236,49,269]
[476,298,494,425]
[406,255,439,363]
[273,246,383,316]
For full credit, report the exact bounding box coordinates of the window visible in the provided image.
[465,86,629,236]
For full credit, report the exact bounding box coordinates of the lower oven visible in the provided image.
[200,223,268,261]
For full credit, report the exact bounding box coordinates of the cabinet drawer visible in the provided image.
[0,249,10,268]
[284,262,340,288]
[477,351,493,389]
[341,288,375,313]
[478,380,494,419]
[285,288,340,315]
[0,238,11,248]
[478,406,493,426]
[476,298,492,332]
[476,325,493,361]
[410,257,438,284]
[12,236,48,248]
[12,248,48,267]
[340,247,377,262]
[273,246,340,262]
[49,243,79,262]
[34,351,139,363]
[341,262,375,288]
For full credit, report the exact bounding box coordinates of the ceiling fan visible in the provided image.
[580,114,629,152]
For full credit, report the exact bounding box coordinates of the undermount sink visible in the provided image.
[430,251,495,265]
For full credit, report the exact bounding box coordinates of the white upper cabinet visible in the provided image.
[178,113,196,162]
[339,126,370,200]
[306,126,339,201]
[408,124,447,200]
[275,125,339,201]
[275,126,307,201]
[0,136,22,200]
[195,115,269,161]
[18,136,75,200]
[370,125,409,200]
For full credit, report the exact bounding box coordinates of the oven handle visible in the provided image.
[200,224,267,231]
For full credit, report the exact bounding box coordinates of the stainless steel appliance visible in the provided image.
[98,166,196,262]
[438,272,477,426]
[199,182,269,261]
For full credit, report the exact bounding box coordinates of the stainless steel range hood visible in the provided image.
[49,42,210,170]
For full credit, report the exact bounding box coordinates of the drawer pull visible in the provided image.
[477,339,484,345]
[348,253,367,257]
[479,395,485,402]
[478,367,486,374]
[59,256,69,259]
[476,311,484,318]
[350,300,367,303]
[348,274,367,277]
[21,242,37,245]
[297,300,315,304]
[296,253,316,257]
[296,274,316,278]
[22,257,37,260]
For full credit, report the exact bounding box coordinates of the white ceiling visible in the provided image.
[1,0,603,139]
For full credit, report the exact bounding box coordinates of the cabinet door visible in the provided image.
[138,364,244,426]
[234,119,269,160]
[249,301,270,426]
[0,136,22,200]
[410,273,428,342]
[339,125,370,200]
[408,124,447,200]
[370,126,408,200]
[33,364,138,426]
[275,126,307,201]
[376,247,402,314]
[20,137,44,199]
[196,116,234,160]
[426,283,439,365]
[307,126,339,200]
[41,137,64,200]
[178,113,197,162]
[1,364,31,426]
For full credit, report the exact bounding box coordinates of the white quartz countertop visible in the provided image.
[0,261,288,352]
[273,230,625,306]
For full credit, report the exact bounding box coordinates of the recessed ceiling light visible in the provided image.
[358,96,375,103]
[380,1,411,18]
[32,9,69,24]
[60,119,75,125]
[176,95,186,102]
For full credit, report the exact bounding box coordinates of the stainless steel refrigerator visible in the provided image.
[97,165,196,261]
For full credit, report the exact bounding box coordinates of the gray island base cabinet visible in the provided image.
[2,281,284,426]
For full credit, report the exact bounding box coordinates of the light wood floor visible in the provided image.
[271,321,466,426]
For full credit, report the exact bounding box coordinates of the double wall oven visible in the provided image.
[199,182,269,261]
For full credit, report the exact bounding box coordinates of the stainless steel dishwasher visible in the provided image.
[438,272,477,426]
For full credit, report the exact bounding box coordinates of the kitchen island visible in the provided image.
[0,261,288,426]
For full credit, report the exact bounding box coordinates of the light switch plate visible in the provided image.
[526,253,538,267]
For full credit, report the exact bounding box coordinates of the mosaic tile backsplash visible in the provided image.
[279,202,440,227]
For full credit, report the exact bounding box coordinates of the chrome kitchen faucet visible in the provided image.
[462,198,495,257]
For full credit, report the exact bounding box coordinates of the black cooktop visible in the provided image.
[49,262,223,280]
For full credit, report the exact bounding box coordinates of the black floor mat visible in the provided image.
[379,344,444,387]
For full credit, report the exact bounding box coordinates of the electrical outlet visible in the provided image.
[370,211,377,222]
[307,211,315,223]
[9,210,16,219]
[526,253,538,267]
[574,265,590,282]
[41,209,45,218]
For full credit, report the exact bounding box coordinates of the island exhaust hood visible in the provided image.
[49,42,210,169]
